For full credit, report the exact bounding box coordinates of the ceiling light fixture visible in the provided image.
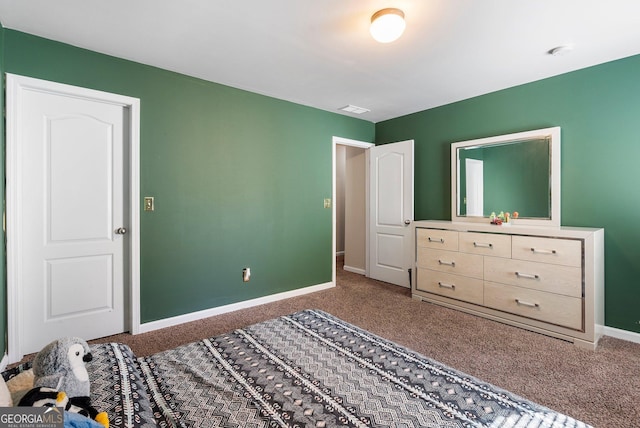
[370,8,406,43]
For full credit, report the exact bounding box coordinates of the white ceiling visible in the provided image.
[1,1,640,123]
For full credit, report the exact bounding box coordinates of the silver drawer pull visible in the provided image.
[428,237,444,243]
[515,299,540,308]
[438,282,455,290]
[515,271,539,280]
[530,247,557,255]
[438,259,456,267]
[474,242,493,248]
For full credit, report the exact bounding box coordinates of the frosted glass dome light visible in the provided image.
[370,8,406,43]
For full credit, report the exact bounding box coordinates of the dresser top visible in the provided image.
[414,220,603,239]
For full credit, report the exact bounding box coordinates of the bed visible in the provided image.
[4,309,590,427]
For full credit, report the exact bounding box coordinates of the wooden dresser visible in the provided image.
[413,220,604,349]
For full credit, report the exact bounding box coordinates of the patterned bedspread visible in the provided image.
[18,310,592,427]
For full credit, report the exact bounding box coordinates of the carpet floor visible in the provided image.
[72,263,640,427]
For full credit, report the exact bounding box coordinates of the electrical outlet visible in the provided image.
[242,267,251,282]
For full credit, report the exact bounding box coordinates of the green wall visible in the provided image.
[2,30,374,333]
[376,54,640,333]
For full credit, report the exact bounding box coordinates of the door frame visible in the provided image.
[5,74,141,363]
[331,136,374,285]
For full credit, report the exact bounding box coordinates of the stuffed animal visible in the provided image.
[18,388,105,428]
[33,338,92,396]
[29,338,109,428]
[18,386,69,408]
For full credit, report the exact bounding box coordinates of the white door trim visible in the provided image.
[5,74,141,363]
[332,136,374,285]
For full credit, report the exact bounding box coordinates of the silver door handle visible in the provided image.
[404,220,411,225]
[115,227,127,235]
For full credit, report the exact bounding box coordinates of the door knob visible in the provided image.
[115,227,127,235]
[404,220,411,225]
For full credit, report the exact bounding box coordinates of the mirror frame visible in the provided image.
[451,126,561,227]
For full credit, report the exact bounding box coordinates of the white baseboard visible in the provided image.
[343,265,366,275]
[138,281,335,334]
[602,325,640,344]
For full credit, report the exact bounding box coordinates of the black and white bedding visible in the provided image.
[5,310,590,427]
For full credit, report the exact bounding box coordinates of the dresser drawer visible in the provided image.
[484,257,581,298]
[416,228,458,251]
[512,236,582,267]
[459,232,511,258]
[417,268,483,305]
[417,247,483,279]
[484,282,582,330]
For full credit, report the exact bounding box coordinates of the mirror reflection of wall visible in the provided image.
[458,137,551,218]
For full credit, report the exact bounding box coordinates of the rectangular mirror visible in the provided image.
[451,127,560,227]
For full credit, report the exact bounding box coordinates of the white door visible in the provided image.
[368,140,414,287]
[8,77,129,356]
[465,158,484,216]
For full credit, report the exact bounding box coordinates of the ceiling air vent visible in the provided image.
[339,105,370,114]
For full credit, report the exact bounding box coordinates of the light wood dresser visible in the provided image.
[413,220,604,349]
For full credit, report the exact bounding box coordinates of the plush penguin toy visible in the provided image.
[32,338,92,396]
[18,386,69,408]
[27,337,109,427]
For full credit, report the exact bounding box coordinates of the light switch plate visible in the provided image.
[144,197,154,211]
[324,198,331,209]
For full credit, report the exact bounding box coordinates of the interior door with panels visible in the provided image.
[7,74,139,358]
[368,140,414,287]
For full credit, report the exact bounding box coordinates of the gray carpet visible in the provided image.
[88,263,640,427]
